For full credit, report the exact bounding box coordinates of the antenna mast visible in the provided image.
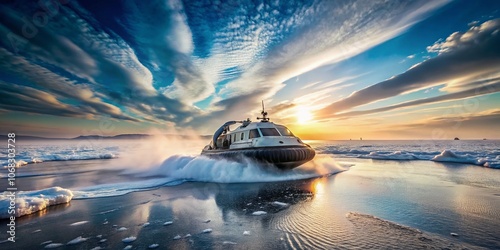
[257,100,270,122]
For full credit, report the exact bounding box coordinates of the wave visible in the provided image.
[1,153,116,169]
[75,154,347,199]
[1,154,347,217]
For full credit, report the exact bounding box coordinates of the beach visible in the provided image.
[1,139,500,249]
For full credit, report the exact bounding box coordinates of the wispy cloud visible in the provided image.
[205,0,450,122]
[333,79,500,119]
[0,1,200,125]
[383,108,500,138]
[317,18,500,118]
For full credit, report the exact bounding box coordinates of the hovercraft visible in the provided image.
[201,102,315,169]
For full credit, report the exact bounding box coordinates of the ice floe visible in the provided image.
[40,240,53,245]
[67,236,88,245]
[149,243,159,248]
[44,243,64,248]
[0,187,73,219]
[70,221,89,226]
[202,228,213,233]
[319,142,500,169]
[252,211,267,216]
[272,201,289,207]
[122,236,137,243]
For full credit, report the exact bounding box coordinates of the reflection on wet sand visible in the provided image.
[213,180,316,217]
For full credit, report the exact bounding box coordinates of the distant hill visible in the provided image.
[0,135,69,140]
[73,134,150,140]
[0,134,212,141]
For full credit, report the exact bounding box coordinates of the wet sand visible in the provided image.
[1,158,500,249]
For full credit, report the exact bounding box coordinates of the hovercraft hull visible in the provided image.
[201,145,315,170]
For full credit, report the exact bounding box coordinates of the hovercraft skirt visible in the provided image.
[201,146,315,169]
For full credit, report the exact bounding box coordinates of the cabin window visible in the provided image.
[276,126,294,136]
[241,133,244,140]
[233,134,236,142]
[259,128,280,136]
[249,129,260,139]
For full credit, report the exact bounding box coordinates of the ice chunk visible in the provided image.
[223,241,237,245]
[122,236,137,243]
[67,236,88,245]
[184,234,192,238]
[99,239,107,243]
[204,219,211,223]
[40,240,53,245]
[33,229,42,233]
[272,201,289,207]
[0,187,73,219]
[15,160,29,168]
[44,243,64,248]
[173,235,181,240]
[149,243,159,248]
[252,211,267,216]
[90,247,104,250]
[243,231,251,236]
[123,246,132,250]
[432,150,479,165]
[70,221,89,226]
[450,233,459,237]
[143,222,150,227]
[32,158,43,163]
[163,221,173,226]
[103,221,109,225]
[202,228,213,233]
[117,227,128,231]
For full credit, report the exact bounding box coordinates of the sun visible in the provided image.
[296,107,313,124]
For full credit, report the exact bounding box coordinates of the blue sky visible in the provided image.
[0,0,499,139]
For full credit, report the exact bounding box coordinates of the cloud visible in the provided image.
[124,0,213,104]
[0,1,200,125]
[0,81,88,119]
[0,48,141,121]
[202,0,450,123]
[385,109,500,138]
[333,79,500,119]
[317,18,500,118]
[0,0,453,135]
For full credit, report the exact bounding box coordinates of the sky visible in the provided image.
[0,0,499,140]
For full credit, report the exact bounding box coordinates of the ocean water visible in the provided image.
[0,139,499,248]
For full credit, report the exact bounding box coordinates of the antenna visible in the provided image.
[257,100,270,122]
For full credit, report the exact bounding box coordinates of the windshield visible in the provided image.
[259,128,281,136]
[276,125,294,136]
